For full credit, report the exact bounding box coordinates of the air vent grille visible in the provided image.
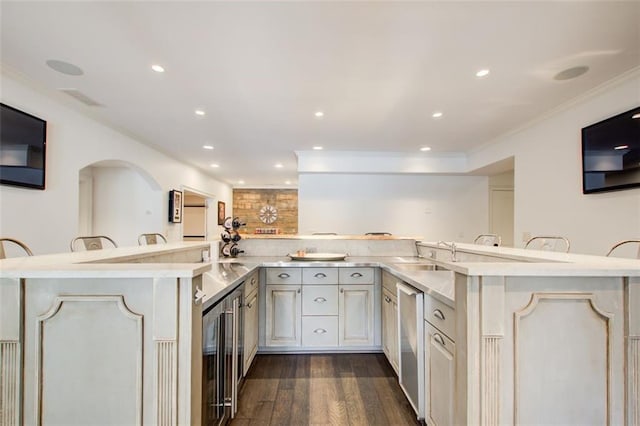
[58,88,102,107]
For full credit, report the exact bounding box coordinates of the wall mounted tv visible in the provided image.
[582,106,640,194]
[0,103,47,190]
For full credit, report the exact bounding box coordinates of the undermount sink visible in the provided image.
[391,263,447,272]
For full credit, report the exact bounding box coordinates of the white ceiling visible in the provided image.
[1,1,639,187]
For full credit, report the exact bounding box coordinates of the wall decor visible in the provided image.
[169,190,182,223]
[217,201,226,225]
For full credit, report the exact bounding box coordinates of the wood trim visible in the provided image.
[0,341,20,425]
[513,292,613,425]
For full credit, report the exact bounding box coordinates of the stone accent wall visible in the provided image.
[232,189,298,234]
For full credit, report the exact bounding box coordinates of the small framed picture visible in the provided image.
[217,201,225,225]
[169,190,182,223]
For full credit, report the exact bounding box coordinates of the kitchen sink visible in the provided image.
[391,263,447,272]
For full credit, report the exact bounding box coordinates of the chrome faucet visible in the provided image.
[437,241,457,262]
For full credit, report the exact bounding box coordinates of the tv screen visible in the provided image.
[582,106,640,194]
[0,103,47,190]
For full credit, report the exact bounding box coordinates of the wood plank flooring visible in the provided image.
[231,353,420,426]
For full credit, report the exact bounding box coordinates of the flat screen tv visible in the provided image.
[0,103,47,190]
[582,106,640,194]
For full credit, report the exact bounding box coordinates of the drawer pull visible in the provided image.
[251,278,257,285]
[246,295,257,309]
[314,328,327,334]
[314,297,327,303]
[350,272,363,278]
[433,333,446,346]
[314,272,327,278]
[278,273,291,279]
[384,296,392,303]
[433,309,445,320]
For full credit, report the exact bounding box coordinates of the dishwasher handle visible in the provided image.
[397,283,418,296]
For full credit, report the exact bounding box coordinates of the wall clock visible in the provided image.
[259,204,278,224]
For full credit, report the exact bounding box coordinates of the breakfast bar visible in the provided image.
[1,237,638,425]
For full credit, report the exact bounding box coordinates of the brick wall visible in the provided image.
[232,189,298,234]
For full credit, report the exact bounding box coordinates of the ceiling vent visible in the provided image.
[58,88,103,107]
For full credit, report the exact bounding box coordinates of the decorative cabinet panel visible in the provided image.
[382,287,399,373]
[265,284,301,347]
[424,321,455,426]
[243,288,259,375]
[338,284,375,346]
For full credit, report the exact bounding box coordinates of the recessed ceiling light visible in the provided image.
[151,64,165,73]
[420,146,432,152]
[274,163,284,168]
[195,109,206,116]
[238,180,245,185]
[314,111,324,118]
[632,113,640,119]
[554,66,589,81]
[313,146,323,150]
[614,145,629,150]
[46,59,84,76]
[210,163,219,168]
[432,112,443,119]
[202,145,214,150]
[285,180,292,185]
[476,69,490,78]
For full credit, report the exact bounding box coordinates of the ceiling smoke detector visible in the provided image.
[554,66,589,81]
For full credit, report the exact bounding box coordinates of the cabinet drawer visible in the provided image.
[339,267,374,284]
[243,270,259,297]
[382,270,401,293]
[302,316,339,347]
[302,285,339,316]
[424,293,455,341]
[302,268,338,285]
[266,267,301,284]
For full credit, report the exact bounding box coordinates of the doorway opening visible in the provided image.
[182,189,213,241]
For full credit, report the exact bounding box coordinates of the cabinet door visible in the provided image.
[339,284,374,346]
[382,288,398,373]
[265,285,301,346]
[424,322,455,426]
[243,290,259,375]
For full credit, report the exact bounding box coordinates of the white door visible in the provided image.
[489,188,514,247]
[265,285,301,346]
[339,285,374,346]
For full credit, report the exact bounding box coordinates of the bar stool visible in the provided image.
[138,233,168,245]
[70,235,118,252]
[0,237,34,259]
[606,239,640,259]
[473,234,502,246]
[524,236,570,253]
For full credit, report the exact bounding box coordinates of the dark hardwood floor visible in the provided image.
[231,353,420,426]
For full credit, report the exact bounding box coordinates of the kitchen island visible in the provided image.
[1,238,638,425]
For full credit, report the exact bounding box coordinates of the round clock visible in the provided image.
[259,204,278,224]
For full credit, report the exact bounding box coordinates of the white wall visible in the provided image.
[0,71,232,255]
[298,173,489,242]
[468,71,640,255]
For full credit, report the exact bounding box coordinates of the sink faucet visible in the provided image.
[437,241,457,262]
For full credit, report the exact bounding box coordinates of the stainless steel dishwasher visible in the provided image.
[397,282,425,420]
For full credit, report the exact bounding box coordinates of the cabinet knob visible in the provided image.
[314,272,327,278]
[350,272,363,278]
[340,288,344,293]
[278,273,291,278]
[433,309,445,321]
[314,297,327,303]
[384,296,391,303]
[314,328,327,334]
[433,333,446,346]
[251,278,257,285]
[297,288,301,294]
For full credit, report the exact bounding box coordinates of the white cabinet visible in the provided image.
[265,284,301,347]
[243,271,259,375]
[339,284,375,346]
[382,287,399,373]
[381,270,400,372]
[263,267,377,350]
[423,293,456,426]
